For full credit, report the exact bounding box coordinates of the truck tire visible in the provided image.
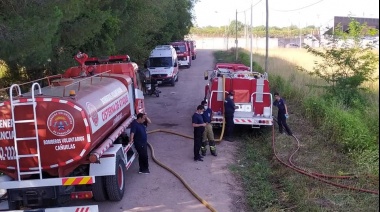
[175,74,179,82]
[92,176,108,201]
[7,199,18,210]
[170,78,175,87]
[105,156,126,201]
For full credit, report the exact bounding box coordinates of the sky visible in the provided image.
[192,0,379,28]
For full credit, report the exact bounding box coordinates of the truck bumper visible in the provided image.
[1,204,99,212]
[152,77,174,85]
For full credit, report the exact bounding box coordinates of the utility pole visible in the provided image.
[265,0,269,73]
[244,11,247,49]
[224,23,228,50]
[299,12,302,48]
[250,4,253,72]
[227,19,230,50]
[235,9,238,61]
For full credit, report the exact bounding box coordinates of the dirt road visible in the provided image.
[77,49,244,212]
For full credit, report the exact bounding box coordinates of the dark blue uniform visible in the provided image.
[130,119,149,172]
[192,112,205,160]
[273,98,292,135]
[202,108,212,123]
[224,97,236,140]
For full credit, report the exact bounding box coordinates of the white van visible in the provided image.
[146,45,179,86]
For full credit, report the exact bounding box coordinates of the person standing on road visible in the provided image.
[129,113,150,174]
[192,105,206,161]
[224,90,239,142]
[273,92,293,136]
[201,100,217,156]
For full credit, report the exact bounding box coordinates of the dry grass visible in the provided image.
[253,48,379,95]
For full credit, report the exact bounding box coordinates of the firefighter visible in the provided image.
[201,100,217,156]
[224,90,239,142]
[192,105,206,162]
[129,113,150,174]
[273,92,293,136]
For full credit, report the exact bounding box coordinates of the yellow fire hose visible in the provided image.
[215,75,226,142]
[144,75,228,211]
[147,129,217,212]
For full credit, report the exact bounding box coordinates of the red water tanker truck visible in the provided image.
[204,63,273,129]
[0,53,146,211]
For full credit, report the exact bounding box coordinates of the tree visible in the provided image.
[298,18,379,107]
[227,20,244,36]
[0,0,196,87]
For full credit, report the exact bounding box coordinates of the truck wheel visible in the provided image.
[175,74,179,82]
[105,156,126,201]
[170,78,175,86]
[92,176,108,201]
[192,56,195,60]
[7,199,18,210]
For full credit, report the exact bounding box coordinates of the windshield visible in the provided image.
[149,57,173,67]
[173,45,186,53]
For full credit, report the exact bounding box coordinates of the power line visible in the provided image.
[237,0,263,13]
[270,0,324,12]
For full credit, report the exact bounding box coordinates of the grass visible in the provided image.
[215,49,379,211]
[253,48,379,96]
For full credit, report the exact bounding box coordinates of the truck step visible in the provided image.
[12,102,35,106]
[15,137,38,141]
[13,119,35,124]
[19,171,42,175]
[18,154,39,158]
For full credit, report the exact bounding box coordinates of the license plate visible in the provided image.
[157,81,162,84]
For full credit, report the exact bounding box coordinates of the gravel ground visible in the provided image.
[75,49,244,212]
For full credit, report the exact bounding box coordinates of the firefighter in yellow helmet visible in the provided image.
[200,100,217,156]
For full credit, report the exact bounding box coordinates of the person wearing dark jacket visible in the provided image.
[192,105,206,161]
[224,91,239,142]
[273,92,293,136]
[201,100,217,156]
[129,113,150,174]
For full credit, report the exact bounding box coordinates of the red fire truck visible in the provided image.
[170,41,191,68]
[186,40,197,60]
[204,63,273,129]
[0,52,146,211]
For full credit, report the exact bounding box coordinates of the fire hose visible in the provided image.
[214,75,226,142]
[272,118,379,195]
[147,129,217,212]
[144,75,228,211]
[145,114,378,212]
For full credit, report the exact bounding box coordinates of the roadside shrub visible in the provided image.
[324,105,375,152]
[302,97,329,127]
[356,148,379,175]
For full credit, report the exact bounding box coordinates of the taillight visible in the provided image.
[71,191,93,199]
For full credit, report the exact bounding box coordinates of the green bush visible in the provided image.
[302,97,329,127]
[324,105,375,152]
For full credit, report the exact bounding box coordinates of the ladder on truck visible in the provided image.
[10,83,43,180]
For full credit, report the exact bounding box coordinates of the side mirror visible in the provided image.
[204,71,209,80]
